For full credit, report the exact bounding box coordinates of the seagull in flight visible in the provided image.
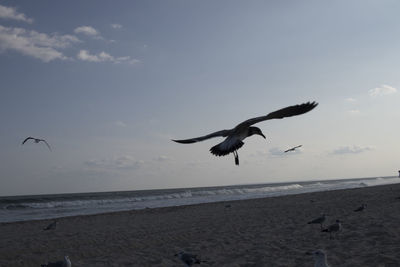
[284,144,302,153]
[22,137,52,151]
[173,101,317,165]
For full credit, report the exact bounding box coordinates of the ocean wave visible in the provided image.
[1,183,304,210]
[1,176,399,223]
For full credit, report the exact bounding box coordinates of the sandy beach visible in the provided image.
[1,183,400,266]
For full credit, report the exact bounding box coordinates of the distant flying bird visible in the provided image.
[284,145,302,153]
[43,220,57,231]
[354,203,366,212]
[307,214,326,230]
[173,102,318,165]
[22,137,51,151]
[41,256,71,267]
[175,251,206,266]
[322,219,342,239]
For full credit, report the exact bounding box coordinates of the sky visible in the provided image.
[1,1,400,196]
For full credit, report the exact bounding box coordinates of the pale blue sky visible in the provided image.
[1,1,400,196]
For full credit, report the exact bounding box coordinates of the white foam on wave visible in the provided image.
[1,176,399,222]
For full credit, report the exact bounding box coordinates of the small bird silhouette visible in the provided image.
[173,102,317,165]
[43,220,57,231]
[322,219,342,239]
[354,203,366,212]
[175,251,206,266]
[41,255,71,267]
[284,144,302,153]
[307,214,326,230]
[22,137,51,151]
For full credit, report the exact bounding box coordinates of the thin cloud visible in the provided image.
[154,155,172,162]
[111,23,122,29]
[331,145,373,155]
[348,109,360,114]
[85,155,144,170]
[369,84,397,97]
[345,98,356,102]
[0,4,33,23]
[0,25,79,62]
[74,25,101,38]
[77,49,140,64]
[115,120,127,127]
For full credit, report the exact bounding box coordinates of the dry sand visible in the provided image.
[1,183,400,266]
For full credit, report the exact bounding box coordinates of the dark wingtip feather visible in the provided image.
[172,139,197,144]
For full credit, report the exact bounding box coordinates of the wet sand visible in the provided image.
[1,183,400,266]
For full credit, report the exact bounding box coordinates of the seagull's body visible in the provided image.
[284,145,302,153]
[41,256,71,267]
[309,249,330,267]
[22,137,51,151]
[175,251,204,266]
[354,203,366,212]
[307,214,326,230]
[43,220,57,231]
[173,102,317,165]
[322,220,342,239]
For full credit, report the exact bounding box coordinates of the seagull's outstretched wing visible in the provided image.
[237,101,318,128]
[284,145,302,153]
[172,129,231,144]
[40,139,52,151]
[22,137,34,145]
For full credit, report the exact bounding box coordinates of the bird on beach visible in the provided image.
[306,249,330,267]
[43,220,57,231]
[307,213,326,230]
[41,255,71,267]
[354,203,366,212]
[322,219,342,239]
[22,137,51,151]
[284,144,302,153]
[175,251,206,266]
[173,101,318,165]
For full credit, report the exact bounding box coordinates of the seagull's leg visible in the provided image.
[234,150,239,165]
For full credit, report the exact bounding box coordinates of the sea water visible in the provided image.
[0,176,398,223]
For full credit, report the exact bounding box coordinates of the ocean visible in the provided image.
[0,176,398,223]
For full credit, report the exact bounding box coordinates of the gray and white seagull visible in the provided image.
[22,137,52,151]
[173,101,317,165]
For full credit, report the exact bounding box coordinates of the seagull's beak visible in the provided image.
[260,133,266,139]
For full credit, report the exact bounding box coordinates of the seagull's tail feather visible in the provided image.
[321,229,329,232]
[210,140,244,156]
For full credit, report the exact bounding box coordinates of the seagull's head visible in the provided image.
[249,127,266,139]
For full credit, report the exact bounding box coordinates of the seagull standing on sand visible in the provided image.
[22,137,51,151]
[307,214,326,230]
[43,220,57,231]
[173,102,318,165]
[175,251,205,266]
[41,256,71,267]
[322,220,342,239]
[354,203,366,212]
[284,145,302,153]
[307,249,330,267]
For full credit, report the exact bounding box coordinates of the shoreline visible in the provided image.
[1,183,400,266]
